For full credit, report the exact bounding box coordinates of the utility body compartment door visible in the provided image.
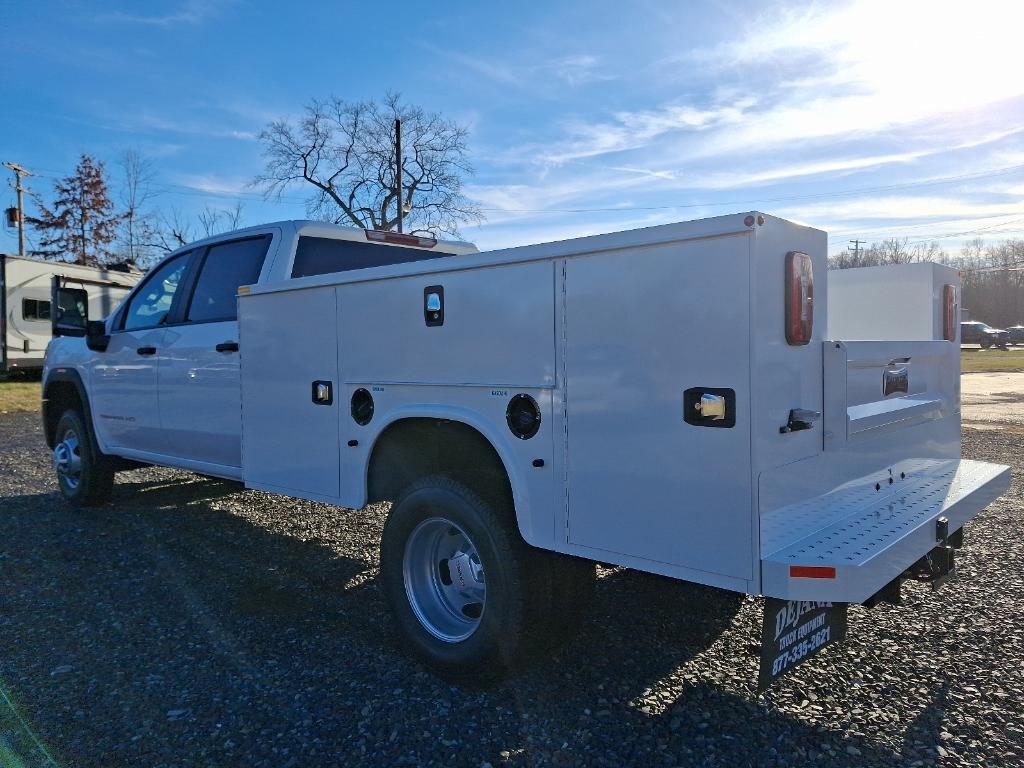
[239,286,341,499]
[563,236,754,582]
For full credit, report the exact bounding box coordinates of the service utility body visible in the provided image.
[41,214,1010,688]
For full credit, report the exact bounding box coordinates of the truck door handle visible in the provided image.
[215,341,239,353]
[136,346,156,356]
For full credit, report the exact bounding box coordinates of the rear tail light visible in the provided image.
[943,284,958,342]
[785,251,813,345]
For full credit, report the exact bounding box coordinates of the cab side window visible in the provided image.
[123,254,190,331]
[186,236,270,323]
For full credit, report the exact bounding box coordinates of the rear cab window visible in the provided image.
[187,236,271,323]
[291,236,449,278]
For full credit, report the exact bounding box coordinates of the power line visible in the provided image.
[24,159,1024,215]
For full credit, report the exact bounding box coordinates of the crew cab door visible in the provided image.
[156,235,271,469]
[90,252,191,453]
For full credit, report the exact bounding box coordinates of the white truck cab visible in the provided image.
[41,214,1009,687]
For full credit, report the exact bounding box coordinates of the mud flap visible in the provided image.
[758,599,848,692]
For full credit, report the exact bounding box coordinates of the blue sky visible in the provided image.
[3,0,1024,255]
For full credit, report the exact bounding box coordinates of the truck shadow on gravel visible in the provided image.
[1,474,907,767]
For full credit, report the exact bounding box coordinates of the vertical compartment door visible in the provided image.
[565,238,753,580]
[239,287,341,499]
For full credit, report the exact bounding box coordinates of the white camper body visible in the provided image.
[1,254,139,371]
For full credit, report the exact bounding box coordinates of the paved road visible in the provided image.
[961,371,1024,431]
[1,411,1023,767]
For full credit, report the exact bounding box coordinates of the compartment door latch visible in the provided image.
[683,388,736,428]
[780,408,821,433]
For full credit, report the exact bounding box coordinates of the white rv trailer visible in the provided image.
[41,215,1010,687]
[0,254,140,372]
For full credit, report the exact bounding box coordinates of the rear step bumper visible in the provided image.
[761,459,1010,603]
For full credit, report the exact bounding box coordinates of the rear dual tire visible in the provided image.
[380,476,594,680]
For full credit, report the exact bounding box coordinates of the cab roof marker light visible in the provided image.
[364,230,438,249]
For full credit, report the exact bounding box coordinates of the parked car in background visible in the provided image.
[960,321,1010,349]
[1007,325,1024,345]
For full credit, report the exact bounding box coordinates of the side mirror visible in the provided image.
[51,286,90,338]
[85,319,111,352]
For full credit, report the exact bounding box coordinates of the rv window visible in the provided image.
[292,236,449,278]
[186,236,270,323]
[22,298,51,321]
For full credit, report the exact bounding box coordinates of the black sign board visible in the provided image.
[758,598,848,691]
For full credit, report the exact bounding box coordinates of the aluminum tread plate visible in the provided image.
[760,458,1009,601]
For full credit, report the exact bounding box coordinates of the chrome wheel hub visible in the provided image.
[54,428,83,490]
[403,517,486,642]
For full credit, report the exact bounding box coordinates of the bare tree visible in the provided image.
[871,238,914,264]
[146,207,193,253]
[198,201,245,237]
[254,92,482,236]
[830,238,946,269]
[117,148,158,265]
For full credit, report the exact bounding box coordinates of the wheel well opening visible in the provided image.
[367,418,512,509]
[43,381,83,448]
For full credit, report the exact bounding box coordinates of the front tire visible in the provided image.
[380,476,555,679]
[53,409,114,506]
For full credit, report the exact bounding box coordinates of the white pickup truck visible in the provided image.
[42,214,1010,687]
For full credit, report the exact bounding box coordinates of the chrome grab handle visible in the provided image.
[694,393,727,420]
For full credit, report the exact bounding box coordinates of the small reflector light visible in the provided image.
[364,229,437,248]
[790,565,836,579]
[238,286,251,295]
[943,284,957,342]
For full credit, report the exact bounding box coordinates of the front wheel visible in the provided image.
[53,409,114,506]
[380,476,555,679]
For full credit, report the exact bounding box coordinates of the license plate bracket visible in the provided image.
[758,599,848,692]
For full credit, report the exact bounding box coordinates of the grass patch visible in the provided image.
[0,380,41,413]
[962,346,1024,373]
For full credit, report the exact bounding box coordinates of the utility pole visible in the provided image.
[394,118,403,233]
[848,239,865,261]
[3,161,33,257]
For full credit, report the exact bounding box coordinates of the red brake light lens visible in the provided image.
[943,284,958,342]
[364,229,437,248]
[785,251,814,346]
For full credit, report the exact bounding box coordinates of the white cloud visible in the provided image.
[172,174,252,196]
[549,55,609,86]
[99,0,231,27]
[780,196,1024,225]
[688,1,1024,149]
[527,97,756,165]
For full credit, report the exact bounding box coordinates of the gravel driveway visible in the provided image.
[1,411,1022,767]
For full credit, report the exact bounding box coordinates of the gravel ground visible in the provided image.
[1,411,1022,767]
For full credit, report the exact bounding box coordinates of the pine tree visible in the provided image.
[28,154,122,266]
